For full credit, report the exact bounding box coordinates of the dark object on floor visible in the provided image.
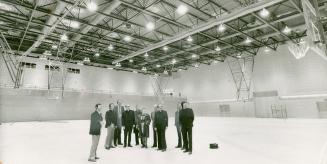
[210,143,219,149]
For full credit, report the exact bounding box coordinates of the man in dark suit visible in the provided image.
[151,105,158,148]
[105,103,117,150]
[113,100,124,146]
[122,105,135,147]
[179,101,194,154]
[154,104,168,151]
[88,103,103,162]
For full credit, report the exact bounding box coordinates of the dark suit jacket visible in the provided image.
[105,110,117,128]
[154,110,168,129]
[179,108,194,127]
[122,110,135,128]
[89,111,103,135]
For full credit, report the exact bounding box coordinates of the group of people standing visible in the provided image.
[88,100,194,162]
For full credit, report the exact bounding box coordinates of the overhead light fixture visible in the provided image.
[156,64,161,68]
[213,60,218,64]
[115,63,121,67]
[123,35,132,42]
[151,6,160,13]
[163,70,168,74]
[108,44,114,51]
[163,46,169,51]
[51,45,58,50]
[264,46,270,52]
[60,34,68,42]
[237,54,242,58]
[94,53,100,57]
[133,70,138,73]
[186,36,193,42]
[283,25,292,34]
[215,45,221,51]
[83,57,90,62]
[107,67,114,70]
[259,8,270,18]
[62,19,80,29]
[146,22,155,31]
[0,3,13,11]
[191,54,197,58]
[178,68,182,72]
[108,32,119,38]
[176,4,188,15]
[244,37,252,44]
[39,55,47,60]
[77,61,84,65]
[86,1,98,12]
[194,63,199,68]
[218,24,226,32]
[144,52,149,57]
[154,73,159,76]
[129,59,134,63]
[43,50,52,56]
[142,67,147,71]
[171,58,177,64]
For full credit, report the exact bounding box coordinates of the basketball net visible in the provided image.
[288,41,310,59]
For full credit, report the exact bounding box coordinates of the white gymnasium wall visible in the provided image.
[0,88,184,122]
[0,56,185,122]
[165,44,327,118]
[0,57,154,95]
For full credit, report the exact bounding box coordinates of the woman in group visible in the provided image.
[140,109,151,148]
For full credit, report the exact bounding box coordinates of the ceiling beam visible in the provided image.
[112,0,285,64]
[21,0,83,57]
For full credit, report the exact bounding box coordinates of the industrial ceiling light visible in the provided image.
[171,58,177,64]
[237,54,242,58]
[77,61,84,65]
[115,62,121,67]
[186,36,193,42]
[144,52,149,57]
[43,50,52,56]
[0,3,13,11]
[163,46,169,51]
[107,67,113,70]
[86,1,98,12]
[83,57,90,62]
[62,19,80,29]
[215,45,221,51]
[60,34,68,42]
[191,54,197,58]
[194,63,199,68]
[39,55,47,60]
[133,70,138,73]
[176,4,188,15]
[146,22,155,31]
[213,60,218,64]
[142,67,147,71]
[264,46,270,52]
[94,52,100,57]
[154,73,159,76]
[51,45,58,50]
[244,37,252,44]
[163,70,168,74]
[178,68,182,71]
[283,25,292,34]
[108,44,114,51]
[129,59,134,63]
[156,64,161,68]
[123,35,132,42]
[217,24,226,32]
[259,8,270,18]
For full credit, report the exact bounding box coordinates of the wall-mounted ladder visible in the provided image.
[227,54,254,101]
[0,32,22,88]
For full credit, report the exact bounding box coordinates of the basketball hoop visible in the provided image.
[288,41,310,59]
